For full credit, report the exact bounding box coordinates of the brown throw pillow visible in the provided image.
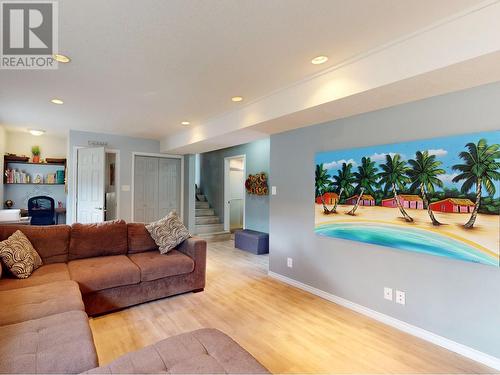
[146,211,191,254]
[0,230,43,278]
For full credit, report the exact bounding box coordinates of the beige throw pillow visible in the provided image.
[0,230,43,278]
[146,212,191,254]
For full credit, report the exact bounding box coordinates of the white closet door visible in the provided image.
[158,158,181,217]
[134,156,159,223]
[77,147,105,223]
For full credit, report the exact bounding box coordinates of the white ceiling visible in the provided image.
[0,0,483,140]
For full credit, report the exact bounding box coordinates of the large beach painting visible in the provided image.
[314,131,500,266]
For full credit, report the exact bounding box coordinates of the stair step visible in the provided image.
[195,223,224,234]
[196,216,220,225]
[195,231,232,242]
[195,201,210,209]
[195,208,215,217]
[196,194,206,202]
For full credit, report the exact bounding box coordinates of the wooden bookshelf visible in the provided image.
[4,156,67,185]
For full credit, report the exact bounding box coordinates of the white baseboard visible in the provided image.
[268,271,500,371]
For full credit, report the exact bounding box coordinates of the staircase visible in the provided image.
[194,192,231,242]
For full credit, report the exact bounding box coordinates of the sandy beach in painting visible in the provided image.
[315,204,500,260]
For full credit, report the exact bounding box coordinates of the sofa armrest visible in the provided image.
[176,237,207,290]
[177,237,206,261]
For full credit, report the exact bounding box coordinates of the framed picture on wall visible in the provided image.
[314,130,500,267]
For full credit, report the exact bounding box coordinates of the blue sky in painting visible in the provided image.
[315,130,500,198]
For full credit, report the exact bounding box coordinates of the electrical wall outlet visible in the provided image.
[384,287,393,301]
[396,290,406,305]
[287,257,293,268]
[271,186,277,195]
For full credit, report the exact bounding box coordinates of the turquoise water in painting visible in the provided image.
[315,223,498,266]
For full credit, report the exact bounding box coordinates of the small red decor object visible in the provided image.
[245,172,268,196]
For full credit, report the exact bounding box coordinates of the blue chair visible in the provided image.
[28,196,55,225]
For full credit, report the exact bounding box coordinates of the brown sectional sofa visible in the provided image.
[0,221,206,316]
[0,221,267,374]
[0,221,267,373]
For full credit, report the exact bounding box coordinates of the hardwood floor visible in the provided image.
[90,240,494,373]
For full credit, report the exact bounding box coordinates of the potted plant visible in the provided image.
[31,145,41,163]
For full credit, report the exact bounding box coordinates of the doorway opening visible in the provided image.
[105,152,117,221]
[224,155,246,232]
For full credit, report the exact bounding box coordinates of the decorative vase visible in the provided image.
[32,155,40,163]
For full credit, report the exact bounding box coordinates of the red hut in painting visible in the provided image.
[429,198,475,213]
[345,194,375,206]
[315,192,339,205]
[381,194,424,209]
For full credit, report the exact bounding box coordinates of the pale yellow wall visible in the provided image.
[5,130,67,159]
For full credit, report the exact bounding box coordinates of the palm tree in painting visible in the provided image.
[378,154,414,222]
[331,162,355,212]
[315,164,334,214]
[452,139,500,228]
[347,157,379,215]
[407,151,445,226]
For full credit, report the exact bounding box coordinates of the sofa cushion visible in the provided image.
[0,230,43,279]
[0,310,98,374]
[127,223,159,254]
[0,280,84,326]
[68,255,140,294]
[69,220,128,260]
[85,328,269,374]
[146,212,191,254]
[0,224,70,264]
[0,263,70,291]
[128,250,194,282]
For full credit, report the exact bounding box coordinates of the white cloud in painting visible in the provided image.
[427,148,448,157]
[370,152,405,162]
[440,173,459,184]
[323,159,357,170]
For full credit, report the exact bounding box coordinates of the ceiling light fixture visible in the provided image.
[311,55,328,65]
[181,121,190,126]
[53,54,71,63]
[231,96,243,102]
[29,129,46,136]
[50,98,64,105]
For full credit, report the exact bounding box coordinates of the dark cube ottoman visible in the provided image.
[234,229,269,254]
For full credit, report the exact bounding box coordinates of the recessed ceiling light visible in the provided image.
[311,55,328,65]
[50,98,64,105]
[53,54,71,63]
[29,129,45,136]
[181,121,190,126]
[231,96,243,102]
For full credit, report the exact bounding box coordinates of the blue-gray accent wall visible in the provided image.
[200,138,270,233]
[269,82,500,358]
[67,130,161,223]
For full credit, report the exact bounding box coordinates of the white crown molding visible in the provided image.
[268,271,500,371]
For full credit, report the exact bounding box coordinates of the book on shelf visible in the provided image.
[4,168,31,184]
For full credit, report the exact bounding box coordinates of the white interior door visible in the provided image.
[224,155,246,231]
[134,156,159,223]
[158,158,181,217]
[77,147,105,223]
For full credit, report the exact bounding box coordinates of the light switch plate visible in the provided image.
[384,287,393,301]
[271,186,277,195]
